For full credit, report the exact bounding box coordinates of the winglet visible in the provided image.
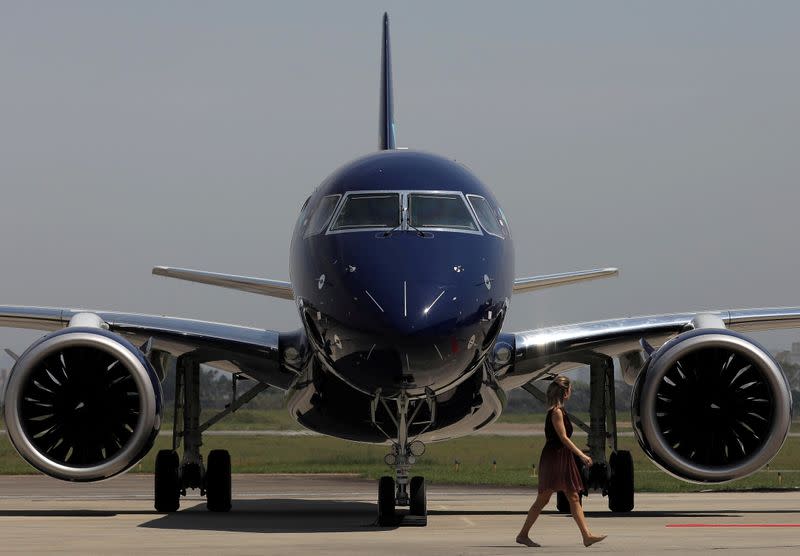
[379,12,396,150]
[512,268,619,294]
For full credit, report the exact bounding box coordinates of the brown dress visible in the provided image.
[537,408,585,494]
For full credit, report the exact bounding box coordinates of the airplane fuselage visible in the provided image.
[285,150,514,442]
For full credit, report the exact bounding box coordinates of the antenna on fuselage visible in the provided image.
[379,12,396,150]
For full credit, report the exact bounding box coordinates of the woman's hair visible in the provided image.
[546,376,571,408]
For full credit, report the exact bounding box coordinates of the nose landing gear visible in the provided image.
[372,389,435,526]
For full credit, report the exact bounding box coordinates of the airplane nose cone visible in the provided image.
[366,279,463,336]
[312,272,497,396]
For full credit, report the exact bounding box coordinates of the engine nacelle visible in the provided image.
[632,328,792,483]
[3,328,162,481]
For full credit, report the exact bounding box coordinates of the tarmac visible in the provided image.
[0,474,798,555]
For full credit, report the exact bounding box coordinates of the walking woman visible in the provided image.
[516,376,606,548]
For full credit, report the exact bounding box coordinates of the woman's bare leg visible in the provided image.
[516,490,552,545]
[565,490,606,547]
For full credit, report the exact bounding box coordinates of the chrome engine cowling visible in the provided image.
[3,328,162,481]
[632,329,792,483]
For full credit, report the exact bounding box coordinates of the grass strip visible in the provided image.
[1,434,797,492]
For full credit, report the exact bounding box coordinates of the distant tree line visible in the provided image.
[172,361,800,416]
[504,380,633,414]
[774,352,800,415]
[160,365,286,410]
[158,365,631,414]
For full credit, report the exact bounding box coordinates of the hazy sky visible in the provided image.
[2,1,800,368]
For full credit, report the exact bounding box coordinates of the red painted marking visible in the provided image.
[667,524,800,528]
[450,337,459,353]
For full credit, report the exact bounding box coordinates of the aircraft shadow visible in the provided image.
[139,499,394,533]
[429,509,527,516]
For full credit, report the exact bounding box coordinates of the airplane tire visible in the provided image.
[377,476,395,526]
[409,476,426,516]
[608,450,634,512]
[556,490,582,513]
[206,449,232,512]
[154,449,180,513]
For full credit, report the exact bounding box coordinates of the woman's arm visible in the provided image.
[551,408,592,466]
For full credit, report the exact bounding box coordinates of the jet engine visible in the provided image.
[631,328,792,483]
[3,326,162,481]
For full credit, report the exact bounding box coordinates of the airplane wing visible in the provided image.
[0,305,301,390]
[497,306,800,390]
[512,267,618,294]
[152,266,294,300]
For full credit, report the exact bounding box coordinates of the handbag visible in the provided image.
[574,454,590,496]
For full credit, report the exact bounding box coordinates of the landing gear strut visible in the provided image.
[372,389,435,526]
[153,353,268,513]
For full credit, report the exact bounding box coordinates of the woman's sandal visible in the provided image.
[516,535,541,547]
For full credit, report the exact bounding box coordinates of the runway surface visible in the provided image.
[0,474,798,555]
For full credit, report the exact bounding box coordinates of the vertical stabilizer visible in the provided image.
[379,13,396,150]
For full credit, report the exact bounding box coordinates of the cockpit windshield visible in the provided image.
[408,193,478,231]
[310,190,498,237]
[331,193,400,230]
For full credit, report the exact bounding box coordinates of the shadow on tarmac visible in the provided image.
[1,505,795,524]
[1,504,795,525]
[139,499,394,533]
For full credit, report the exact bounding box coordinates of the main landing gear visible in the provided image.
[372,389,435,526]
[154,354,267,513]
[524,354,635,514]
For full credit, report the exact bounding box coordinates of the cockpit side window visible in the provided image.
[331,193,400,230]
[296,196,312,230]
[408,194,478,231]
[496,205,511,236]
[467,195,504,238]
[304,194,341,237]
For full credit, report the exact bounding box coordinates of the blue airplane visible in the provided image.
[1,14,795,526]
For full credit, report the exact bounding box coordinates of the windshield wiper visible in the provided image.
[380,222,404,238]
[406,219,431,238]
[379,207,432,238]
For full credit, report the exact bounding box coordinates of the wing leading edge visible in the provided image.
[497,306,800,391]
[152,266,294,300]
[0,305,300,390]
[513,267,619,294]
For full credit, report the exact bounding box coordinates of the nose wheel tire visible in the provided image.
[409,476,426,516]
[377,476,396,526]
[154,449,180,513]
[608,450,634,512]
[205,449,232,512]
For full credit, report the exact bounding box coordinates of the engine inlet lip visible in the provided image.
[639,332,792,483]
[3,332,158,481]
